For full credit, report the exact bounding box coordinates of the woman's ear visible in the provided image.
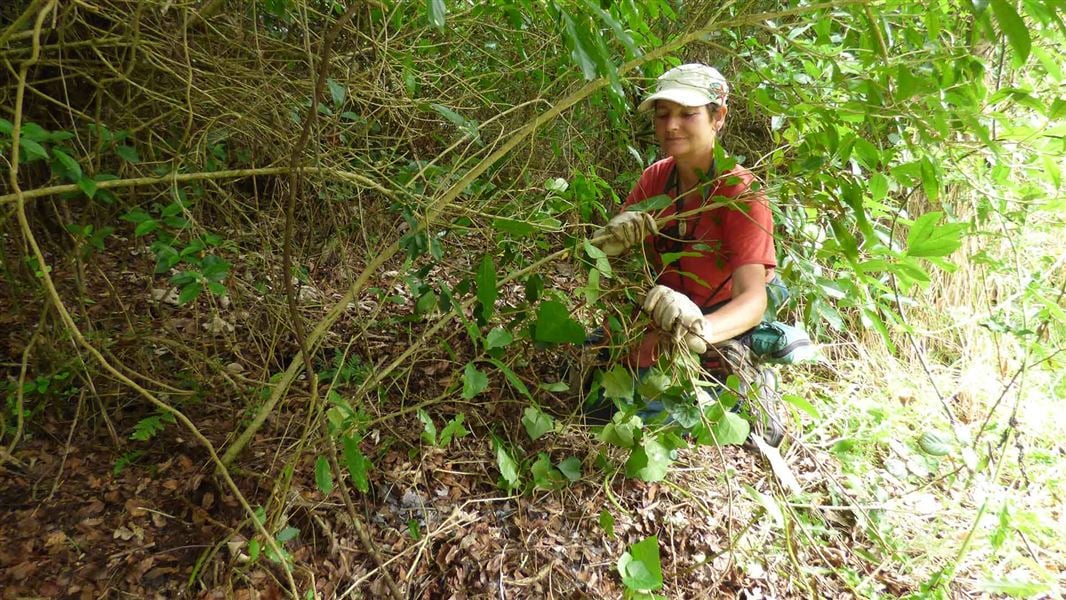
[715,105,729,132]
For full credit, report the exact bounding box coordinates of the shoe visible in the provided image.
[744,367,785,448]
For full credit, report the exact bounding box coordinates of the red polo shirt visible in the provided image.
[623,157,776,309]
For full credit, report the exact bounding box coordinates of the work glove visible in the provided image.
[592,211,658,256]
[642,285,712,354]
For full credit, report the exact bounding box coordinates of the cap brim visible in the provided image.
[637,88,713,111]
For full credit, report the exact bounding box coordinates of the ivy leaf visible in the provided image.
[557,456,582,482]
[617,536,663,592]
[530,452,564,490]
[439,413,469,446]
[711,412,750,446]
[990,0,1030,67]
[521,405,554,440]
[462,362,489,399]
[599,509,615,538]
[314,455,334,495]
[598,413,641,448]
[624,437,672,482]
[533,300,585,344]
[601,365,634,401]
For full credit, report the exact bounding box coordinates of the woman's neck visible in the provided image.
[675,152,715,192]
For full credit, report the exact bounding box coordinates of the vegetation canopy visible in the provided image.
[1,0,1063,597]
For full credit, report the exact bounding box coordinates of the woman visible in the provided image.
[594,63,777,370]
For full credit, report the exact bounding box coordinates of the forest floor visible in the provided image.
[1,235,1064,599]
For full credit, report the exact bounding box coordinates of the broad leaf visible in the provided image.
[485,327,513,349]
[342,435,371,493]
[439,414,469,446]
[990,0,1030,67]
[521,405,554,440]
[624,437,672,482]
[557,456,582,482]
[906,212,967,258]
[533,300,585,344]
[711,412,750,446]
[617,536,663,591]
[461,362,489,399]
[601,365,634,401]
[314,455,334,495]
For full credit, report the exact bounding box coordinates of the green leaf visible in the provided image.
[627,194,673,212]
[476,254,497,322]
[417,409,437,445]
[625,437,672,482]
[560,10,597,80]
[781,394,820,419]
[918,430,954,456]
[530,452,564,490]
[439,413,469,446]
[51,148,82,181]
[178,282,202,305]
[461,362,489,399]
[976,578,1051,597]
[522,405,554,440]
[539,381,569,392]
[869,173,889,202]
[636,370,670,400]
[19,138,48,162]
[407,518,421,540]
[326,78,345,108]
[711,412,750,446]
[485,327,512,349]
[617,536,663,591]
[990,0,1031,67]
[275,526,299,544]
[533,300,585,344]
[342,435,370,493]
[248,539,261,561]
[906,212,967,258]
[487,358,533,399]
[598,509,615,538]
[601,365,634,401]
[77,177,98,199]
[134,219,159,237]
[494,440,520,489]
[115,145,140,163]
[599,413,641,448]
[557,456,582,482]
[314,455,334,495]
[425,0,446,29]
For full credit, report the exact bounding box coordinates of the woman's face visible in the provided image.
[653,100,726,164]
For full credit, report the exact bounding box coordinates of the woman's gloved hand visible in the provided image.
[642,285,712,354]
[592,211,658,256]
